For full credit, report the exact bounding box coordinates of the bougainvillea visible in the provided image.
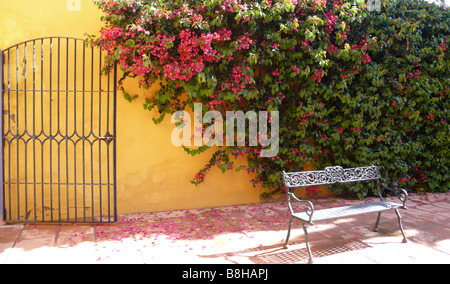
[90,0,449,198]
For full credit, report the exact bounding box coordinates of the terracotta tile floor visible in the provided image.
[0,193,449,264]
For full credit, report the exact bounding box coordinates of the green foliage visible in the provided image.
[91,0,449,197]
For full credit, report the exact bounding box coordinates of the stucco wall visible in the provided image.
[0,0,266,215]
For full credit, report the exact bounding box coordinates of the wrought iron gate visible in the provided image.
[0,37,117,223]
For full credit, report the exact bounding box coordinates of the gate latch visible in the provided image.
[99,132,115,144]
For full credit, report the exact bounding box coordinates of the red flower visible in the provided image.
[360,53,371,64]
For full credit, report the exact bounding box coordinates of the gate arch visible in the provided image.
[0,37,117,223]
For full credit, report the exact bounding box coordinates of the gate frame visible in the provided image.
[0,37,118,223]
[0,48,4,223]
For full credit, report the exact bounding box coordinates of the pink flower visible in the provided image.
[291,65,301,74]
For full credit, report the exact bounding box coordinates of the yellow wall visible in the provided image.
[0,0,336,218]
[0,0,265,216]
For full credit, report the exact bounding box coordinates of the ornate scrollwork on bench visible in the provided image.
[283,165,381,188]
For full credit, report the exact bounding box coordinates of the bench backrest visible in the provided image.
[283,165,381,188]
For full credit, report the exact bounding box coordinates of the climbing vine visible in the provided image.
[90,0,449,198]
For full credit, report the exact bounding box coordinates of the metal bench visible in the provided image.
[283,165,408,263]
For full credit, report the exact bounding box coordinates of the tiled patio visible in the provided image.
[0,193,449,264]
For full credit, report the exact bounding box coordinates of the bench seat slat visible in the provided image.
[293,201,402,223]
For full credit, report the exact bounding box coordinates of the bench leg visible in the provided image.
[284,219,314,263]
[302,223,314,264]
[284,218,294,249]
[395,209,408,243]
[373,212,382,232]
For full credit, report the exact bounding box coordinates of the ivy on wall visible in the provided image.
[89,0,449,198]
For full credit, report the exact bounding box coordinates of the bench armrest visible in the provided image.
[286,191,315,224]
[378,181,408,209]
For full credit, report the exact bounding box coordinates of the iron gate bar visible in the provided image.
[0,48,4,222]
[1,37,117,223]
